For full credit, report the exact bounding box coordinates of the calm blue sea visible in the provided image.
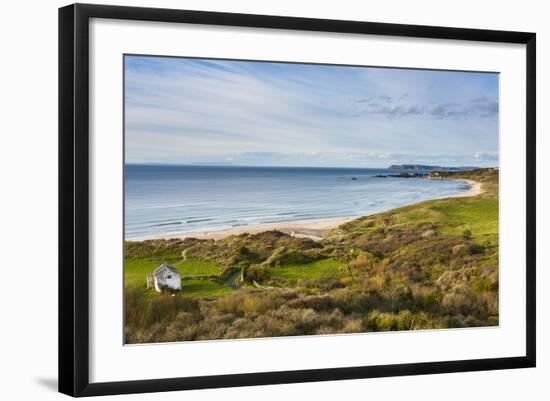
[125,165,469,240]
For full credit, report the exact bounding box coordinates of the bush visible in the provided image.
[422,291,443,311]
[349,251,374,270]
[125,239,185,259]
[244,265,269,283]
[468,243,484,255]
[296,277,344,292]
[238,245,250,255]
[288,295,334,312]
[266,250,315,266]
[124,288,199,343]
[330,288,369,314]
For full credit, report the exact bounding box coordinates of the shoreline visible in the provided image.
[448,179,482,198]
[146,216,357,242]
[129,177,483,242]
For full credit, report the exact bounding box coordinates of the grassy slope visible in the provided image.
[181,279,234,297]
[267,258,347,284]
[124,168,499,343]
[125,257,224,290]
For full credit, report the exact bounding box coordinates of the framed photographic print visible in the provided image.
[58,3,536,397]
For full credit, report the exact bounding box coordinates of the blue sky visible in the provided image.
[125,55,499,167]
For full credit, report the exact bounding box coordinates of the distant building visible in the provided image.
[147,263,181,293]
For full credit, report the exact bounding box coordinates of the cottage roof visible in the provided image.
[154,263,180,276]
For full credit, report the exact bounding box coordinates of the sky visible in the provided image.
[124,55,499,168]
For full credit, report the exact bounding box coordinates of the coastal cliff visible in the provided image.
[389,164,476,171]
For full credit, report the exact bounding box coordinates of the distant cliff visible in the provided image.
[389,164,475,171]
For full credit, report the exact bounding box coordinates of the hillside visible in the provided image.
[124,168,499,343]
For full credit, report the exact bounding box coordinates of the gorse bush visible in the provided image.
[125,288,198,330]
[125,270,498,343]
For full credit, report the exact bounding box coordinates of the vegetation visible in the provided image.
[124,168,499,343]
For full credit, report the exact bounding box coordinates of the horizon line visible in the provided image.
[124,162,488,169]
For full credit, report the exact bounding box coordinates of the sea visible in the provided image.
[125,165,470,240]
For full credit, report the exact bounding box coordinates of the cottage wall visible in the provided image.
[153,267,181,292]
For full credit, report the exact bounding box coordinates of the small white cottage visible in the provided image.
[147,263,181,293]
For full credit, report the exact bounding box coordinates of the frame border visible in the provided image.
[58,3,536,397]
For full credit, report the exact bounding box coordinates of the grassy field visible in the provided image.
[124,257,223,289]
[267,258,347,284]
[124,168,499,343]
[351,191,499,245]
[181,279,235,297]
[124,253,232,302]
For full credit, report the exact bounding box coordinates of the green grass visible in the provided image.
[383,196,498,245]
[124,256,229,297]
[181,279,235,297]
[124,258,161,288]
[267,258,347,284]
[125,257,221,283]
[431,198,498,239]
[176,257,222,276]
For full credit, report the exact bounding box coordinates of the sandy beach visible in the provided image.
[140,177,483,242]
[448,179,483,198]
[159,216,357,241]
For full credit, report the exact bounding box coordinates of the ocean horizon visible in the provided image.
[124,164,471,240]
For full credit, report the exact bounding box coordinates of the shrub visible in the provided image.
[271,250,315,266]
[125,239,185,259]
[296,277,344,292]
[339,318,364,333]
[468,243,484,255]
[366,310,396,331]
[349,251,374,270]
[329,288,368,314]
[124,288,199,343]
[244,265,269,283]
[288,295,334,312]
[422,291,443,311]
[238,245,250,255]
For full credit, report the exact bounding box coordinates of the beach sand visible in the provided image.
[448,179,483,198]
[148,178,483,242]
[159,216,356,242]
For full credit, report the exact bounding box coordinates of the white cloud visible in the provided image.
[124,57,499,167]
